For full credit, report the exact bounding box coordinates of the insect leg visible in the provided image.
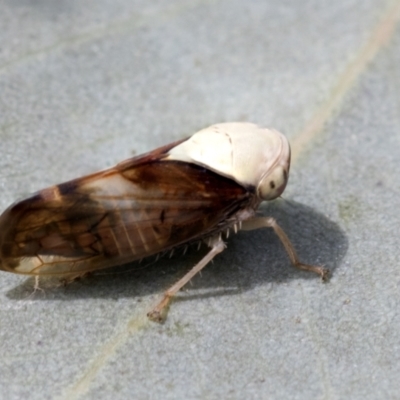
[147,237,226,322]
[241,217,329,281]
[31,276,45,296]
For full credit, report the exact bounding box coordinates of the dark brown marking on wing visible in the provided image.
[0,142,256,276]
[160,210,165,224]
[57,179,81,196]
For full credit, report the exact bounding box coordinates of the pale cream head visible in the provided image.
[166,122,291,200]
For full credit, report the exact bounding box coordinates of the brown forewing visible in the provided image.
[0,142,253,277]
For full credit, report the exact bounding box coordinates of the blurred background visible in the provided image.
[1,1,400,399]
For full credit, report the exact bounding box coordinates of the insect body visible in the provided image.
[0,123,328,321]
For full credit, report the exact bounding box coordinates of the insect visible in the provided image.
[0,122,328,321]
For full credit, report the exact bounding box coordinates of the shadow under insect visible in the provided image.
[6,199,348,304]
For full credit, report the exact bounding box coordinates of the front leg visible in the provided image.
[241,217,329,281]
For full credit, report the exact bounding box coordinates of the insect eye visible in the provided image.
[257,166,288,200]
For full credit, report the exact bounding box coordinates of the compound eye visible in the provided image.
[257,166,288,200]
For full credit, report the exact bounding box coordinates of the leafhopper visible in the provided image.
[0,123,328,321]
